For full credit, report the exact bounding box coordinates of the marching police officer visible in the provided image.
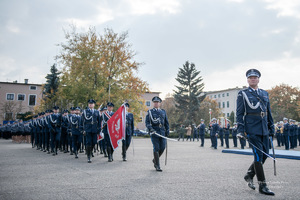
[48,106,62,156]
[198,119,205,147]
[232,123,238,147]
[122,103,134,161]
[69,107,83,159]
[82,99,101,163]
[283,117,289,150]
[101,102,115,162]
[145,96,169,172]
[61,110,70,153]
[210,118,219,149]
[237,69,275,195]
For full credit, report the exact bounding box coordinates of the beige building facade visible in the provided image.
[136,92,160,130]
[0,80,43,123]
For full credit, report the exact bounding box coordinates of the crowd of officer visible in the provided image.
[0,100,134,163]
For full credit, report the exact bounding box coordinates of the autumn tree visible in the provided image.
[267,84,300,122]
[173,61,205,125]
[161,94,179,130]
[198,96,222,125]
[57,26,148,123]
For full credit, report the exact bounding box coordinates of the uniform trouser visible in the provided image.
[290,136,294,148]
[281,134,285,146]
[45,130,50,151]
[211,135,217,149]
[82,135,86,150]
[122,134,132,149]
[240,138,246,149]
[232,136,237,147]
[50,129,61,151]
[178,133,184,141]
[284,134,289,150]
[219,134,224,146]
[68,133,72,151]
[31,131,35,146]
[151,135,166,154]
[276,133,281,146]
[99,139,106,151]
[298,134,300,146]
[193,133,199,141]
[61,128,68,150]
[42,131,45,149]
[200,134,205,146]
[86,132,97,147]
[294,135,298,148]
[249,134,269,163]
[34,131,39,148]
[186,135,191,141]
[104,133,114,153]
[39,131,43,148]
[72,134,83,154]
[224,134,229,148]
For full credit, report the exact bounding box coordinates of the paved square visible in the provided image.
[0,138,299,200]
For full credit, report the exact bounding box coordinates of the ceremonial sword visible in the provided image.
[269,136,277,176]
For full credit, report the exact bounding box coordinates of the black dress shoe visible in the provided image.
[244,175,255,190]
[259,183,275,195]
[75,154,78,159]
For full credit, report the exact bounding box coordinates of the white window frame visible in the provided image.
[28,94,37,106]
[17,93,26,101]
[6,93,15,101]
[29,85,37,90]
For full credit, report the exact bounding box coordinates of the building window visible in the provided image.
[30,86,37,90]
[227,113,229,117]
[18,94,25,101]
[222,93,225,97]
[227,101,229,108]
[6,93,14,100]
[139,117,143,122]
[222,102,225,108]
[227,93,229,96]
[29,95,36,106]
[5,112,13,121]
[214,95,217,98]
[218,102,221,108]
[146,101,151,107]
[218,94,221,98]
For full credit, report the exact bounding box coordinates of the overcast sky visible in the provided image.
[1,0,299,99]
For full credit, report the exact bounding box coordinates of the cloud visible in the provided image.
[264,0,300,18]
[125,0,181,15]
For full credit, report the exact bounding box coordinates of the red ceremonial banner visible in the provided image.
[107,104,126,150]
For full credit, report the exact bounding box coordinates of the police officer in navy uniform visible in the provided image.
[237,69,275,195]
[61,110,70,153]
[232,123,238,147]
[218,124,224,147]
[275,122,281,147]
[283,117,289,150]
[101,102,115,162]
[69,107,83,159]
[48,106,62,156]
[82,99,101,163]
[122,102,134,161]
[224,120,230,148]
[145,96,169,172]
[210,118,219,149]
[99,107,108,157]
[198,119,206,147]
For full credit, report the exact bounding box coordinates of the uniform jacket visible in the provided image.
[82,109,101,133]
[210,123,219,136]
[198,123,206,135]
[224,124,230,135]
[236,87,274,136]
[101,111,114,135]
[69,114,83,135]
[48,113,62,132]
[145,108,169,137]
[125,112,134,136]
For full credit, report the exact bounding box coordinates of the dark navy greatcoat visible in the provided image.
[199,123,205,135]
